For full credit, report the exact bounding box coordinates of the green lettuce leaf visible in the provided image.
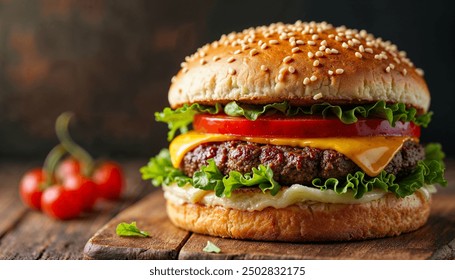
[289,101,432,127]
[154,101,432,141]
[155,103,221,141]
[224,101,289,120]
[312,143,447,198]
[140,143,446,199]
[116,221,150,237]
[139,149,191,187]
[203,241,221,253]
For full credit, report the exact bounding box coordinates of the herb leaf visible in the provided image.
[203,241,221,253]
[116,221,150,237]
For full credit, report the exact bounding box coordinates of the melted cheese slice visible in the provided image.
[169,131,415,176]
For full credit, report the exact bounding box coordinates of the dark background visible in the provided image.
[0,0,454,160]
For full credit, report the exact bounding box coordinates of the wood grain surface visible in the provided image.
[83,160,455,260]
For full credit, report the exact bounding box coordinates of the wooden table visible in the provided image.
[1,159,454,259]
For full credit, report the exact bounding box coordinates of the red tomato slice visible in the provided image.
[193,114,421,138]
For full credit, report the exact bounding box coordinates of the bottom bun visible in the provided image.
[166,191,431,242]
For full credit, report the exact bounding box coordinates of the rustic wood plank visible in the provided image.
[0,160,151,260]
[83,189,191,260]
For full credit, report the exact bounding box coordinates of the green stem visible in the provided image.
[55,112,94,177]
[42,144,67,189]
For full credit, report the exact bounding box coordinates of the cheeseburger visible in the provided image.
[141,21,447,242]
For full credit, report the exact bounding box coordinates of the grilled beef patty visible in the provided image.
[181,140,424,185]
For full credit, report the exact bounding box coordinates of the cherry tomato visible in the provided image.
[93,162,124,200]
[19,168,46,210]
[41,184,83,220]
[55,157,81,181]
[193,114,421,138]
[63,174,98,211]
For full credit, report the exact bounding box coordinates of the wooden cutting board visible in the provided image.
[83,187,455,260]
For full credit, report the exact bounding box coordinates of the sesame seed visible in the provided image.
[402,68,407,76]
[277,73,284,81]
[261,65,268,71]
[416,68,424,76]
[307,51,314,58]
[227,57,235,63]
[171,76,176,83]
[296,40,305,45]
[374,54,381,60]
[342,42,349,48]
[283,56,293,63]
[313,92,323,100]
[303,77,310,85]
[290,41,296,47]
[315,51,324,57]
[328,34,335,39]
[312,34,319,40]
[321,40,327,46]
[348,40,354,46]
[228,68,236,75]
[352,38,361,45]
[292,47,301,53]
[328,70,334,75]
[258,40,264,46]
[183,67,189,73]
[250,49,258,56]
[385,66,391,73]
[319,45,326,51]
[242,44,250,51]
[269,39,279,45]
[359,45,365,52]
[310,75,317,82]
[335,36,342,41]
[279,67,287,74]
[389,63,395,69]
[313,60,320,67]
[335,68,344,74]
[212,56,220,62]
[365,48,373,54]
[200,59,207,65]
[325,48,332,54]
[355,52,363,58]
[260,43,268,49]
[199,51,206,57]
[288,66,296,73]
[331,49,339,54]
[308,40,316,46]
[234,49,242,55]
[180,62,187,68]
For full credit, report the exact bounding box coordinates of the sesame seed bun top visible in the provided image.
[169,21,430,113]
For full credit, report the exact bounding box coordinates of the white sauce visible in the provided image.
[163,184,436,211]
